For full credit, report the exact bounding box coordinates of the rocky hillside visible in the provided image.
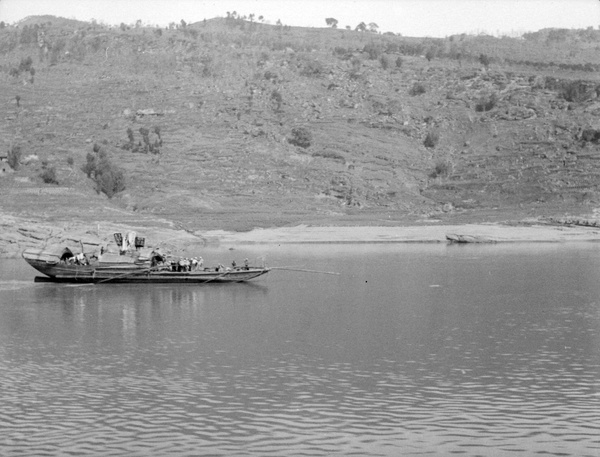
[1,16,600,244]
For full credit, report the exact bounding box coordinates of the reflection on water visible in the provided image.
[1,243,600,456]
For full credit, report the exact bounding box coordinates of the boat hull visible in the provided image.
[32,269,270,283]
[23,248,269,283]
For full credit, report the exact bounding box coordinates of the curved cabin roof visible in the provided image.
[22,246,73,263]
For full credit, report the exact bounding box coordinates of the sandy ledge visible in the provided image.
[3,220,600,258]
[202,223,600,245]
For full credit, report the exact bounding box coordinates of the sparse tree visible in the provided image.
[127,128,135,145]
[7,145,21,170]
[81,152,97,177]
[479,53,491,69]
[325,18,338,28]
[271,89,283,111]
[82,149,126,198]
[379,55,390,70]
[355,22,367,32]
[368,22,379,33]
[40,162,58,184]
[289,127,312,149]
[409,82,426,96]
[424,130,439,148]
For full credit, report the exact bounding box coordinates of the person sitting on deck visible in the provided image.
[178,258,191,272]
[74,252,87,265]
[243,258,250,270]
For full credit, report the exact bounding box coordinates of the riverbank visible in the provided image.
[203,222,600,245]
[4,215,600,258]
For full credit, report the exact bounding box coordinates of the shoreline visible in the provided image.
[3,220,600,259]
[202,223,600,245]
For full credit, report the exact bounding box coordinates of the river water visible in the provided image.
[0,243,599,456]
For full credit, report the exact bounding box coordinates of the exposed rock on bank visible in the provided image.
[4,215,600,259]
[0,215,204,258]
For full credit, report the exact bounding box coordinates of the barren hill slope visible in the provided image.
[1,17,600,241]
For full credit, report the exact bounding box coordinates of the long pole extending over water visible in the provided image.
[270,267,340,275]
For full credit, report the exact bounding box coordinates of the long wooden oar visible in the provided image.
[270,267,340,275]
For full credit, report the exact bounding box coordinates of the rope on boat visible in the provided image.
[270,267,340,275]
[96,267,156,284]
[203,270,230,284]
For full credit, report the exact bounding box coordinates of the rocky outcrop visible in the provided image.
[0,215,205,258]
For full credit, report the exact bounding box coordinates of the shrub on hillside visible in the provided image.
[49,38,66,65]
[479,53,491,69]
[561,81,589,103]
[475,92,498,112]
[333,46,352,59]
[19,56,33,73]
[298,56,326,77]
[288,127,312,149]
[363,42,383,60]
[429,160,451,178]
[423,130,439,149]
[82,148,126,198]
[7,145,21,170]
[263,70,278,82]
[379,55,390,70]
[8,56,34,78]
[409,82,426,96]
[271,90,283,111]
[580,128,600,143]
[82,152,97,177]
[39,163,59,184]
[121,127,162,153]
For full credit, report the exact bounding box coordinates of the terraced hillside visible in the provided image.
[1,16,600,236]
